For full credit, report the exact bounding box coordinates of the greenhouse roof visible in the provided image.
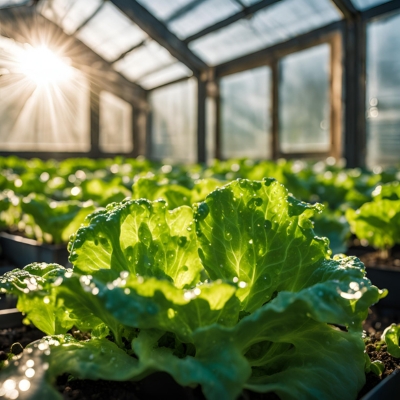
[0,0,396,90]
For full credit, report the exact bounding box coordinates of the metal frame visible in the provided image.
[1,0,400,165]
[183,0,282,44]
[109,0,207,76]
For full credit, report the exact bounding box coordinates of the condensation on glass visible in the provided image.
[220,67,272,159]
[0,37,90,152]
[366,11,400,167]
[279,44,331,154]
[150,79,196,163]
[99,91,133,154]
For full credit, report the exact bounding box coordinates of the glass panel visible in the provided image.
[351,0,392,11]
[138,62,192,90]
[168,0,241,40]
[39,0,102,35]
[279,44,331,154]
[76,2,147,62]
[190,0,340,65]
[150,79,196,163]
[220,67,271,159]
[0,37,90,152]
[0,0,28,8]
[113,40,176,82]
[136,0,194,21]
[366,11,400,167]
[100,91,133,153]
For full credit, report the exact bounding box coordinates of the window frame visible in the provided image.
[214,28,343,161]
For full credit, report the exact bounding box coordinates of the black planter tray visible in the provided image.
[361,369,400,400]
[0,232,70,269]
[0,308,23,329]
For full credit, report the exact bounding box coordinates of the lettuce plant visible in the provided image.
[20,193,96,244]
[346,199,400,258]
[0,178,382,400]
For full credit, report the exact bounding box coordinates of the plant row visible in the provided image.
[0,156,399,257]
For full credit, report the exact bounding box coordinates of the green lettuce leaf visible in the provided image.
[346,199,400,250]
[194,178,329,312]
[20,194,96,244]
[69,199,203,288]
[382,324,400,358]
[0,263,104,335]
[87,275,240,342]
[372,182,400,201]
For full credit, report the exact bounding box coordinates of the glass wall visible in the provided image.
[279,43,331,154]
[366,11,400,167]
[150,78,196,163]
[220,67,271,159]
[99,91,133,153]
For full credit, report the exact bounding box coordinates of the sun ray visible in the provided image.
[0,7,93,153]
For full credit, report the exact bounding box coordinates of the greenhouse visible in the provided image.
[0,1,400,399]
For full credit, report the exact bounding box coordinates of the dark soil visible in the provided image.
[360,251,400,269]
[0,324,44,353]
[357,332,400,399]
[347,243,400,269]
[56,372,280,400]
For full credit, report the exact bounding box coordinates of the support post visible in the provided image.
[197,75,207,163]
[271,60,279,160]
[343,16,366,167]
[89,80,101,157]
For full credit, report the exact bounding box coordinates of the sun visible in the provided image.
[18,45,73,86]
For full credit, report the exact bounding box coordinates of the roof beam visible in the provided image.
[184,0,282,44]
[330,0,359,19]
[164,0,208,24]
[362,0,400,20]
[110,0,208,74]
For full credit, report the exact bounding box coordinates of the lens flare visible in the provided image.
[18,46,73,85]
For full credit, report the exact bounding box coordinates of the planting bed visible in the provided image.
[1,156,400,400]
[0,232,70,269]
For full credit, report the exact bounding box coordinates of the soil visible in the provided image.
[0,324,44,354]
[56,373,280,400]
[360,251,400,269]
[347,242,400,269]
